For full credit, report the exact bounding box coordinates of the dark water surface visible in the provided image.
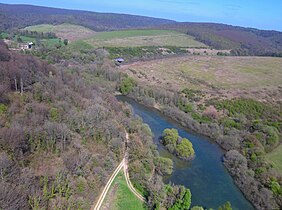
[117,96,254,210]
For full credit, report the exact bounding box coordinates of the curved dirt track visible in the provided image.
[92,159,125,210]
[92,131,145,210]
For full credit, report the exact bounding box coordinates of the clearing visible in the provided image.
[266,144,282,173]
[24,23,96,41]
[120,55,282,102]
[101,171,145,210]
[84,29,207,48]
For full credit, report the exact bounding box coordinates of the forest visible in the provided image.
[0,40,235,210]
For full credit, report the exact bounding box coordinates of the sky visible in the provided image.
[1,0,282,31]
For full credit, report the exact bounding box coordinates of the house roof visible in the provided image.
[115,58,124,62]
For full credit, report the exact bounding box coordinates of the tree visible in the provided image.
[175,138,195,159]
[218,201,232,210]
[155,157,173,175]
[182,189,192,209]
[63,39,68,46]
[120,77,136,95]
[168,188,192,210]
[162,128,178,146]
[0,41,11,61]
[16,36,22,43]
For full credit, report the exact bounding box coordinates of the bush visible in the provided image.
[162,129,195,160]
[262,126,280,150]
[49,107,59,121]
[162,128,179,146]
[175,138,195,159]
[154,157,173,175]
[222,118,242,130]
[120,77,136,95]
[218,201,232,210]
[270,180,282,196]
[216,98,280,121]
[0,103,8,114]
[168,188,192,210]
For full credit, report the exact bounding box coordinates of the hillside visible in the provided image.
[84,29,207,48]
[1,4,282,56]
[24,24,96,41]
[120,55,282,103]
[157,23,282,56]
[0,40,127,209]
[0,3,175,31]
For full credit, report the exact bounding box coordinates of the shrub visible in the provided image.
[270,180,282,196]
[162,128,179,146]
[0,103,8,114]
[175,138,195,159]
[168,188,192,210]
[49,107,59,121]
[120,77,136,95]
[222,118,242,130]
[162,129,195,160]
[192,112,211,123]
[154,157,173,175]
[203,105,219,119]
[218,201,232,210]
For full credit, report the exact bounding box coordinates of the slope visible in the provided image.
[157,23,282,56]
[0,3,175,31]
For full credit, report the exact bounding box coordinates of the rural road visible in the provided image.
[91,131,145,210]
[92,159,125,210]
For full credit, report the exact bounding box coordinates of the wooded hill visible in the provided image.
[0,3,175,31]
[157,23,282,56]
[1,3,282,56]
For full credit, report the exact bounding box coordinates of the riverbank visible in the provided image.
[117,94,278,210]
[117,95,255,209]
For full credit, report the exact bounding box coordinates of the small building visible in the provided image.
[28,42,34,49]
[114,58,124,64]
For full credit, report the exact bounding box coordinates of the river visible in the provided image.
[117,96,254,210]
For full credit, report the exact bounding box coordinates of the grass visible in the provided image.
[15,35,61,47]
[120,56,282,92]
[68,40,93,51]
[85,29,207,48]
[1,32,9,39]
[101,171,145,210]
[24,23,96,41]
[266,144,282,173]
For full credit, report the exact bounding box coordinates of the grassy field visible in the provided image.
[266,144,282,173]
[120,55,282,102]
[84,29,207,48]
[20,36,61,46]
[24,23,96,41]
[101,171,145,210]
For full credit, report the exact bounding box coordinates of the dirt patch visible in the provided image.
[30,153,64,177]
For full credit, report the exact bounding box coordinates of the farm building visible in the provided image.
[115,58,124,63]
[28,42,34,49]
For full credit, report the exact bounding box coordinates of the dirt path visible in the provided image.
[123,160,145,201]
[91,159,125,210]
[91,131,145,210]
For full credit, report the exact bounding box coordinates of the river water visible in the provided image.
[118,96,254,210]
